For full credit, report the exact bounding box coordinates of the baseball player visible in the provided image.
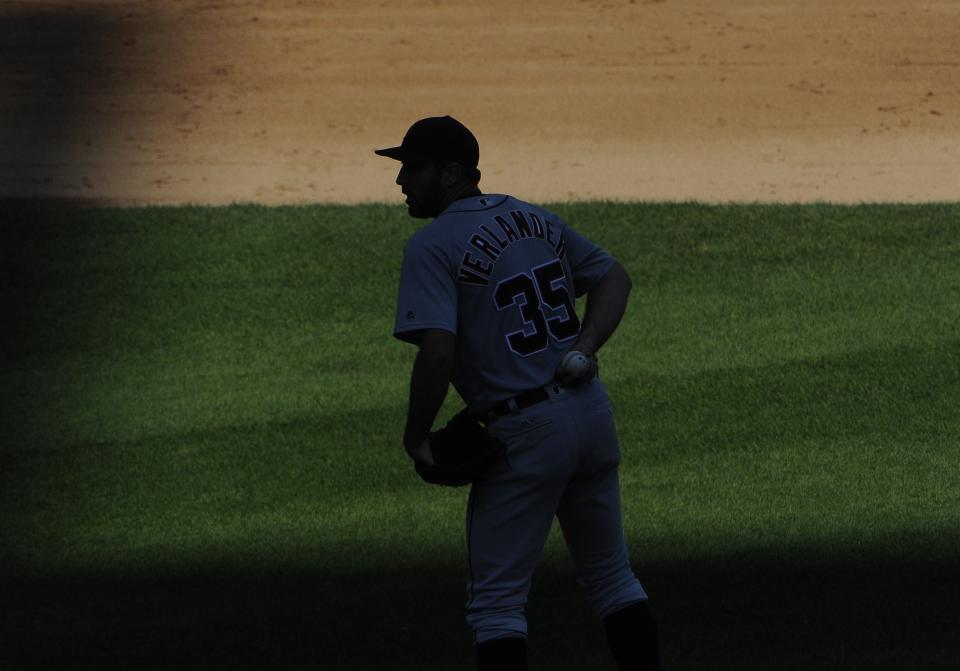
[377,116,662,670]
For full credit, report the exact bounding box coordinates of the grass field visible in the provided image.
[2,201,959,670]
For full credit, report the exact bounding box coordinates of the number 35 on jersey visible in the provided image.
[494,259,580,357]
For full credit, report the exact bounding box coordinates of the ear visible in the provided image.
[440,162,464,187]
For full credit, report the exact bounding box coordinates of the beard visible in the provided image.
[406,199,433,219]
[405,182,445,219]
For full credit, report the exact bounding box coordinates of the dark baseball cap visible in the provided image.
[374,115,479,168]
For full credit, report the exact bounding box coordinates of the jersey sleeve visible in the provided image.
[562,222,617,297]
[393,233,458,345]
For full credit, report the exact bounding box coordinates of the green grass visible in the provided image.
[2,201,959,670]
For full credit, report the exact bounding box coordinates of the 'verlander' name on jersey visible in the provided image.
[458,210,567,286]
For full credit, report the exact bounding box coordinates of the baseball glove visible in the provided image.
[414,408,507,487]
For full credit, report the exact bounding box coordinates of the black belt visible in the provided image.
[485,385,559,421]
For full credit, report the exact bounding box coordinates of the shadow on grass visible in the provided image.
[5,543,958,671]
[3,204,958,669]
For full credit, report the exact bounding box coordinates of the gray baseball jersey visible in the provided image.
[392,192,649,647]
[393,193,616,413]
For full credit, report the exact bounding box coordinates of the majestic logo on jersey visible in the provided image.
[457,210,567,286]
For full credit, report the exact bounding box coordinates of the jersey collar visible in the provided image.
[441,194,509,215]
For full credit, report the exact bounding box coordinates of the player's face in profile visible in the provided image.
[396,162,445,219]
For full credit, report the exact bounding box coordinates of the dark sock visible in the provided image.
[603,600,663,670]
[475,635,528,671]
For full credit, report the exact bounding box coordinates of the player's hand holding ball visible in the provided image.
[556,350,599,387]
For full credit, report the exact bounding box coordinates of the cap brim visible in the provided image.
[374,146,405,160]
[374,146,435,166]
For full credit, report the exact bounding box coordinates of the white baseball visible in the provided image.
[560,351,592,378]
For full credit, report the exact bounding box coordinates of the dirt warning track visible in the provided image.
[2,0,958,205]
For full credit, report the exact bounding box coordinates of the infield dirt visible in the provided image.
[2,0,958,205]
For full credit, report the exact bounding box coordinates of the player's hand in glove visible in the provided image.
[555,350,599,387]
[413,409,507,487]
[407,439,435,466]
